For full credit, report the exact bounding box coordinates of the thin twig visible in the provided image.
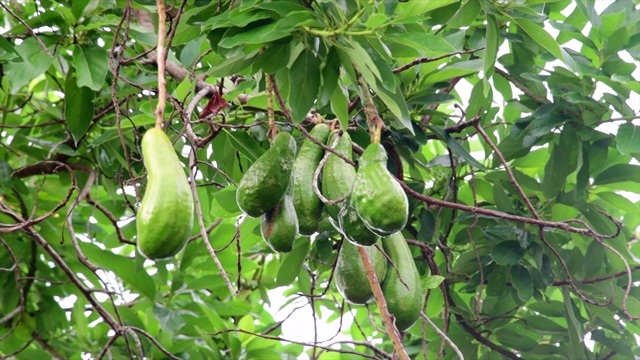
[422,313,464,360]
[0,2,52,56]
[393,48,484,74]
[312,135,348,205]
[188,149,238,295]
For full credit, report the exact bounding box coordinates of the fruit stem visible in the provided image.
[265,74,277,139]
[355,70,385,144]
[357,246,410,360]
[154,0,167,129]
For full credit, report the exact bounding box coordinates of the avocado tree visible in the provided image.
[1,0,639,359]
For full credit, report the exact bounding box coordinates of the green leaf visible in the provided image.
[211,187,242,218]
[218,11,315,48]
[288,49,321,123]
[276,237,310,286]
[510,265,533,302]
[562,287,589,359]
[152,304,186,333]
[617,122,640,155]
[427,125,486,169]
[330,86,349,131]
[409,93,455,105]
[448,0,481,28]
[492,241,524,265]
[71,0,99,22]
[65,67,95,145]
[72,45,109,91]
[5,37,55,90]
[422,275,445,290]
[513,17,572,68]
[80,242,156,300]
[395,0,458,18]
[424,59,484,84]
[542,140,571,199]
[225,130,266,162]
[364,13,388,28]
[484,15,499,79]
[593,164,640,185]
[599,9,626,38]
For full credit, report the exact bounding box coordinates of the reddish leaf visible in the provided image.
[199,90,227,119]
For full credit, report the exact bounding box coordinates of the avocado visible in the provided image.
[338,199,379,246]
[381,232,423,332]
[352,143,408,236]
[136,127,194,260]
[260,185,299,252]
[292,123,331,235]
[236,132,297,217]
[335,239,387,304]
[321,130,355,221]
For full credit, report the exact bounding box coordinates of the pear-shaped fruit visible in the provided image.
[292,123,331,235]
[260,185,298,252]
[321,130,355,220]
[335,240,387,304]
[338,199,379,246]
[352,143,408,236]
[381,232,423,332]
[236,132,296,217]
[137,127,194,260]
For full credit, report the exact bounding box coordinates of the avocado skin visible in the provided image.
[136,127,194,260]
[335,239,387,304]
[338,199,379,246]
[381,232,423,332]
[352,143,408,236]
[260,188,298,252]
[292,123,331,235]
[321,130,355,220]
[236,132,297,217]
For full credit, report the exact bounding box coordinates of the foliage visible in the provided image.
[1,0,640,359]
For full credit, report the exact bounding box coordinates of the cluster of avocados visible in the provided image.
[235,124,424,332]
[134,124,423,332]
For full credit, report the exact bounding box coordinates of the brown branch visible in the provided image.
[397,180,612,238]
[188,149,237,295]
[553,265,640,286]
[393,48,484,74]
[86,195,135,245]
[494,67,550,106]
[454,313,519,359]
[0,2,52,56]
[0,92,34,113]
[357,246,410,360]
[2,162,77,233]
[298,125,356,166]
[32,332,64,360]
[205,328,381,359]
[1,207,120,331]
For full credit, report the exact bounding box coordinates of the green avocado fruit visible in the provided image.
[236,132,297,217]
[136,127,194,260]
[335,239,387,304]
[292,123,331,235]
[381,232,423,332]
[321,130,356,220]
[352,143,408,236]
[260,186,299,252]
[338,199,379,246]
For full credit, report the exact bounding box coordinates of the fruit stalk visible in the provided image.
[357,246,410,360]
